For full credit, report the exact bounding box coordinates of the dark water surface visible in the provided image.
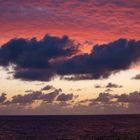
[0,115,140,140]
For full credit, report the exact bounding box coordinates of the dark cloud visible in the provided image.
[105,83,123,88]
[132,73,140,80]
[104,89,113,92]
[94,83,122,89]
[14,69,55,81]
[58,39,140,80]
[0,93,7,103]
[94,85,102,88]
[40,89,60,102]
[87,91,140,105]
[115,91,140,103]
[56,93,74,102]
[0,90,140,115]
[0,37,140,81]
[0,34,78,81]
[95,92,113,103]
[1,87,76,106]
[11,89,62,104]
[0,35,78,67]
[25,90,34,93]
[41,85,56,91]
[11,91,42,104]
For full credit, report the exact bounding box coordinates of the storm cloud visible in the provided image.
[0,36,140,81]
[59,39,140,80]
[0,34,78,81]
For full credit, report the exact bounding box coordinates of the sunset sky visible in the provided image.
[0,0,140,115]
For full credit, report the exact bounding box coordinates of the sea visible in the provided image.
[0,115,140,140]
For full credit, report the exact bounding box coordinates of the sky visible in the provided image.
[0,0,140,115]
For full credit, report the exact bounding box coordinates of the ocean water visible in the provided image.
[0,115,140,140]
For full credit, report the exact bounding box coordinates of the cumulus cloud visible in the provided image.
[0,35,78,67]
[56,93,74,102]
[0,34,78,81]
[0,93,7,103]
[0,86,76,107]
[115,91,140,103]
[40,89,60,102]
[59,39,140,80]
[94,85,102,88]
[132,73,140,80]
[75,91,140,114]
[11,91,42,104]
[104,89,113,92]
[95,92,113,103]
[105,83,123,88]
[0,36,140,81]
[1,91,140,115]
[41,85,56,91]
[94,83,123,89]
[80,91,140,107]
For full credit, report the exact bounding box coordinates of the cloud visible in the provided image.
[115,91,140,103]
[41,85,56,91]
[132,73,140,80]
[11,89,62,104]
[58,38,140,80]
[0,93,7,103]
[0,34,78,81]
[94,92,113,103]
[0,0,139,47]
[0,86,76,106]
[40,89,60,102]
[11,91,42,104]
[76,91,140,114]
[0,90,140,115]
[94,85,102,88]
[94,83,122,89]
[84,91,140,106]
[56,93,74,102]
[0,37,140,81]
[0,35,77,67]
[104,89,113,92]
[105,83,123,88]
[14,69,55,81]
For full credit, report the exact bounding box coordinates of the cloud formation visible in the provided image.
[0,0,139,45]
[0,35,77,67]
[1,87,76,107]
[41,85,56,91]
[59,39,140,80]
[0,36,140,81]
[1,90,140,115]
[12,91,42,104]
[95,83,123,89]
[80,91,140,107]
[105,83,123,88]
[0,93,7,103]
[0,34,78,81]
[132,73,140,80]
[56,93,74,102]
